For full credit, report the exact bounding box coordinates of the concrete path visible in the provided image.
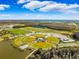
[25,49,38,59]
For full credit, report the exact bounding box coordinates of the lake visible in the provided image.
[0,40,31,59]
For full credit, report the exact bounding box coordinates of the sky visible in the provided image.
[0,0,79,20]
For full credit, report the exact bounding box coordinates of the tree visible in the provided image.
[72,32,79,41]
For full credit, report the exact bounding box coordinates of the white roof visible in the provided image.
[19,45,28,50]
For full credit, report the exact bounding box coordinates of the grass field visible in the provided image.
[9,27,79,49]
[8,27,74,35]
[8,29,29,35]
[32,42,54,49]
[22,27,73,35]
[12,33,60,49]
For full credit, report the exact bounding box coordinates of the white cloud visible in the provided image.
[39,3,79,12]
[0,4,10,10]
[65,4,79,9]
[39,3,65,12]
[17,0,27,4]
[17,0,37,4]
[23,1,51,10]
[23,0,79,15]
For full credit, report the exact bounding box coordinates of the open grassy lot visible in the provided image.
[8,27,75,36]
[21,27,73,35]
[8,29,29,35]
[21,27,53,32]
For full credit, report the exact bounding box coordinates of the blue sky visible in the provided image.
[0,0,79,20]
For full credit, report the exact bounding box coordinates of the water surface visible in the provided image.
[0,40,31,59]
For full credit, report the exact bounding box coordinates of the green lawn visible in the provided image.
[22,27,73,35]
[8,29,29,35]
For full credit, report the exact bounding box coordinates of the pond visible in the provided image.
[0,40,31,59]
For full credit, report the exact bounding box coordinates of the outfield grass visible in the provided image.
[0,34,12,41]
[46,36,60,44]
[2,34,12,38]
[32,42,54,49]
[12,34,60,49]
[12,36,36,47]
